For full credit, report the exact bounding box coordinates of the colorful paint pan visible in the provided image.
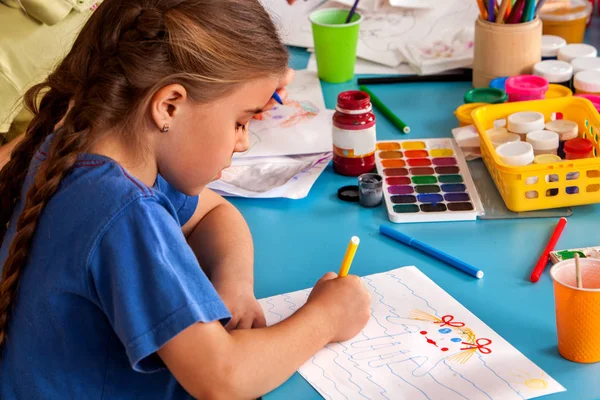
[375,138,483,223]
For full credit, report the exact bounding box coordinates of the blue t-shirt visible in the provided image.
[0,140,231,399]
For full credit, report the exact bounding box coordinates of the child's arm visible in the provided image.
[182,188,263,330]
[158,272,371,400]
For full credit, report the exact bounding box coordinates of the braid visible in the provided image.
[0,105,90,350]
[0,85,69,244]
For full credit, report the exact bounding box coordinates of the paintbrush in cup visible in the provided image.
[575,253,583,288]
[345,0,360,23]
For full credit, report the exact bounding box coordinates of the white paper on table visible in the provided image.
[259,266,566,400]
[307,52,417,75]
[208,152,332,199]
[236,70,332,159]
[398,27,475,75]
[274,0,480,68]
[260,0,326,48]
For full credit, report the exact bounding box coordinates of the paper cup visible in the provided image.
[550,258,600,363]
[310,8,361,83]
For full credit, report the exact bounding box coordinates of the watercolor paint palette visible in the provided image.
[375,139,483,223]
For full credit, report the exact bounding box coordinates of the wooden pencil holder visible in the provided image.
[472,17,542,88]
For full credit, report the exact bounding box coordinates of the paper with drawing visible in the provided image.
[235,70,332,159]
[259,267,565,400]
[207,152,331,199]
[263,0,479,68]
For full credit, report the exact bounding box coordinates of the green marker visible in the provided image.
[359,85,410,134]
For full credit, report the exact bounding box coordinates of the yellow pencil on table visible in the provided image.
[338,236,360,277]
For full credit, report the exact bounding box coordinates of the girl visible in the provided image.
[0,1,371,399]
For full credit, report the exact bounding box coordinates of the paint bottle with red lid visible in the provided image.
[332,90,377,176]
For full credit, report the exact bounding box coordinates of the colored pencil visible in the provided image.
[506,0,525,23]
[505,0,512,18]
[357,69,472,85]
[496,0,511,23]
[476,0,488,19]
[522,0,536,22]
[534,0,548,15]
[359,85,410,133]
[487,0,495,21]
[345,0,360,23]
[530,217,568,283]
[380,225,484,279]
[338,236,360,277]
[272,92,283,105]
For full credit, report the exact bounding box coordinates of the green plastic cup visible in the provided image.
[310,8,362,83]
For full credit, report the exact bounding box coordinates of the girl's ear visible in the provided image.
[150,84,188,132]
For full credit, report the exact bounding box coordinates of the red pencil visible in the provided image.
[530,217,568,283]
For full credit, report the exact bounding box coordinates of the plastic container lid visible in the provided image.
[574,70,600,93]
[505,75,549,97]
[541,35,567,58]
[545,119,579,141]
[558,44,598,63]
[464,88,507,104]
[496,142,535,166]
[489,76,509,91]
[526,130,560,151]
[507,111,546,134]
[454,102,486,124]
[564,137,594,156]
[337,185,359,202]
[534,154,562,164]
[533,60,573,83]
[545,83,573,99]
[571,57,600,74]
[538,0,593,21]
[487,127,521,148]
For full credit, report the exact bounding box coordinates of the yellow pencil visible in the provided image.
[338,236,360,277]
[496,0,510,23]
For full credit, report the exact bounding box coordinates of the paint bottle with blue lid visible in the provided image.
[332,90,376,176]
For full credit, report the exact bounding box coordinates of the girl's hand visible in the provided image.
[216,282,267,331]
[253,68,295,120]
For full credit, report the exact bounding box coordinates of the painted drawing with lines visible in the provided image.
[259,267,565,399]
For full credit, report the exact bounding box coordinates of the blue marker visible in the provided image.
[379,225,484,279]
[272,91,284,105]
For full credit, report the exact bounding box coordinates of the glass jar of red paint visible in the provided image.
[332,90,376,176]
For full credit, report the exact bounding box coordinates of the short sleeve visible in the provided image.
[88,198,231,373]
[153,175,198,225]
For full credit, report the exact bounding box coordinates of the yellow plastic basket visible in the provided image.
[472,97,600,212]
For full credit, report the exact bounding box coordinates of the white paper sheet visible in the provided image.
[260,0,327,48]
[264,0,480,68]
[207,152,332,199]
[236,70,332,159]
[259,266,566,400]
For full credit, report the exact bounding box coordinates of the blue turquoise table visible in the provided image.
[230,28,600,400]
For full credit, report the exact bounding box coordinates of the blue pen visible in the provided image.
[272,91,284,105]
[379,225,484,279]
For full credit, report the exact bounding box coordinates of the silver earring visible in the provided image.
[161,123,169,133]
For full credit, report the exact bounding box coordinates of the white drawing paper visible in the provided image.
[259,266,566,400]
[207,152,332,199]
[263,0,480,68]
[236,70,332,159]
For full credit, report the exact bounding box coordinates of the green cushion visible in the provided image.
[0,4,90,137]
